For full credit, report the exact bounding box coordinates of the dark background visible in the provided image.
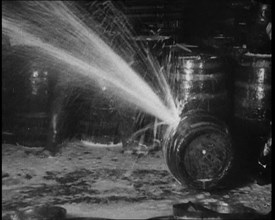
[2,0,271,147]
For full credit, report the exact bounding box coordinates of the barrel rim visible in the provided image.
[163,112,233,190]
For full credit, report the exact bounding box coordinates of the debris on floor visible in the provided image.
[2,142,271,219]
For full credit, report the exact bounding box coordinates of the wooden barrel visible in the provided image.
[233,52,271,137]
[163,110,233,190]
[165,47,231,123]
[246,2,271,54]
[77,94,120,144]
[2,46,51,146]
[232,52,271,170]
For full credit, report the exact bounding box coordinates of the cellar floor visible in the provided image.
[2,141,271,219]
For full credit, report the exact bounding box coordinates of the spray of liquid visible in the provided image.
[2,1,180,128]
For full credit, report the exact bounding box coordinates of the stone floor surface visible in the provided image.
[2,142,272,219]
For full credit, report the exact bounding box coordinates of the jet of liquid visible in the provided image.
[2,1,180,127]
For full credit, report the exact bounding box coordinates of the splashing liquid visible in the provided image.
[2,1,180,128]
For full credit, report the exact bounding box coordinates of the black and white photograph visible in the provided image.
[2,0,271,219]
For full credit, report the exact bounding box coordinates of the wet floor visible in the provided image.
[2,142,271,219]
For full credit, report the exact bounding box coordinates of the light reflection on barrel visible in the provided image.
[165,49,231,122]
[2,46,51,146]
[232,53,271,169]
[163,110,233,190]
[234,53,271,136]
[162,48,233,190]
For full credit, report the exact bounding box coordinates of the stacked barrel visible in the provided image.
[233,53,271,136]
[166,48,231,122]
[2,45,51,147]
[2,45,121,149]
[232,52,271,170]
[162,0,271,189]
[162,47,233,190]
[231,1,271,172]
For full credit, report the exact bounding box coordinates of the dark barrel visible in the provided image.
[2,45,51,146]
[246,2,271,54]
[233,52,271,136]
[161,47,234,190]
[76,92,120,144]
[163,110,233,190]
[164,47,231,122]
[232,52,271,170]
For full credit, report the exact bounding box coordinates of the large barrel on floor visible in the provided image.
[162,48,233,190]
[163,110,233,190]
[233,52,271,137]
[165,48,231,122]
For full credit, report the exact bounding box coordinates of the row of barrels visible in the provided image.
[3,25,271,191]
[2,40,271,190]
[164,46,271,134]
[2,45,122,147]
[162,46,271,189]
